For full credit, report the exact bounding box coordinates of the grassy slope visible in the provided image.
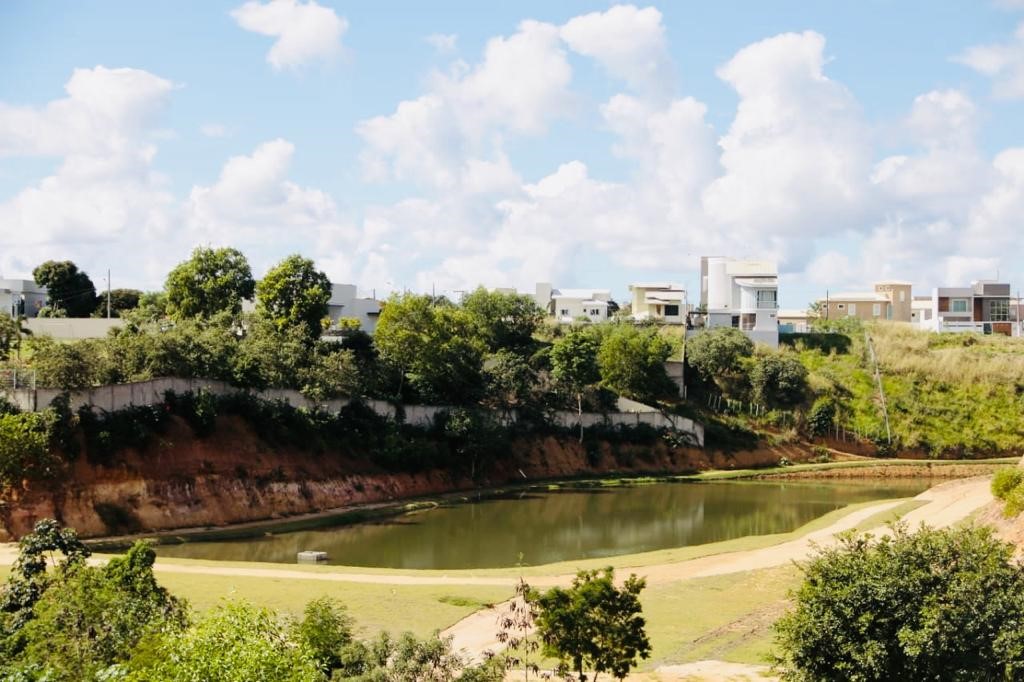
[792,323,1024,454]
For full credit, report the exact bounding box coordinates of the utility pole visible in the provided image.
[106,269,111,319]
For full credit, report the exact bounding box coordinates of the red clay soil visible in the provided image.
[0,415,821,541]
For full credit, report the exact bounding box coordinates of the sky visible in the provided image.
[2,1,1024,308]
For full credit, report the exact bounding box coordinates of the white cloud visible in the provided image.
[425,33,457,54]
[560,5,674,98]
[703,31,871,243]
[0,67,175,283]
[185,139,355,258]
[952,22,1024,99]
[358,20,572,190]
[231,0,348,70]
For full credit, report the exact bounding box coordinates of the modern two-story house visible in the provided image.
[534,283,614,324]
[919,280,1015,336]
[0,279,47,318]
[818,281,913,322]
[694,257,779,347]
[628,282,687,324]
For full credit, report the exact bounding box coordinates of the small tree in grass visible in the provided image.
[773,524,1024,681]
[491,578,542,680]
[536,567,650,681]
[550,330,601,442]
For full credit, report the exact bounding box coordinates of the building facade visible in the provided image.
[324,284,382,335]
[534,283,613,324]
[0,279,47,319]
[920,281,1016,336]
[819,281,913,323]
[628,282,687,324]
[695,257,779,347]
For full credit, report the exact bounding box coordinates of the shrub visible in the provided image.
[0,412,58,486]
[685,327,754,382]
[749,352,809,408]
[806,397,836,438]
[992,467,1024,500]
[773,525,1024,681]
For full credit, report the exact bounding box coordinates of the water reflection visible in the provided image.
[155,479,932,569]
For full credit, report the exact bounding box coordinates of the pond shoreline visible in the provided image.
[85,457,1013,552]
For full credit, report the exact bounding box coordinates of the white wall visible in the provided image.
[25,318,125,340]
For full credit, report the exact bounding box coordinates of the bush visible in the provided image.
[773,525,1024,681]
[749,352,809,408]
[685,327,754,381]
[0,412,59,486]
[992,467,1024,500]
[806,397,836,438]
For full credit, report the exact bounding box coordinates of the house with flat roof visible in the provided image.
[818,281,913,323]
[628,282,687,324]
[0,279,47,318]
[534,283,613,324]
[323,284,382,335]
[919,280,1016,336]
[693,257,779,347]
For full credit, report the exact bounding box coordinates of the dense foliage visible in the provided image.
[255,254,332,341]
[773,525,1024,681]
[992,467,1024,516]
[165,246,256,320]
[535,567,650,681]
[32,260,97,317]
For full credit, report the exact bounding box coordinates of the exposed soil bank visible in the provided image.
[0,415,816,541]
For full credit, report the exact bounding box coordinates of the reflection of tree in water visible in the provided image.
[157,479,933,569]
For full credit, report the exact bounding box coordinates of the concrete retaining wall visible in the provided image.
[14,377,704,446]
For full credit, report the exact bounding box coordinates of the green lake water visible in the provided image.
[154,479,933,569]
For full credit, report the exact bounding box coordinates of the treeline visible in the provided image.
[7,247,685,414]
[0,520,651,682]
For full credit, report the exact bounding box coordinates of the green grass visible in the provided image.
[152,572,511,638]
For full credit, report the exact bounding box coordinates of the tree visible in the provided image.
[550,330,601,441]
[293,597,354,676]
[483,350,537,412]
[461,287,544,352]
[94,288,143,318]
[255,255,331,342]
[11,542,186,680]
[165,247,256,320]
[748,351,808,408]
[126,600,322,682]
[0,412,57,487]
[0,315,28,361]
[32,260,97,317]
[684,327,754,397]
[773,524,1024,681]
[28,336,102,389]
[374,293,485,404]
[596,325,674,403]
[535,568,650,681]
[493,578,542,681]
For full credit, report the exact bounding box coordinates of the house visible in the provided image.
[778,309,813,333]
[324,284,382,335]
[628,283,687,324]
[919,280,1016,336]
[818,281,913,322]
[694,257,779,348]
[910,296,933,326]
[534,283,614,324]
[0,279,47,319]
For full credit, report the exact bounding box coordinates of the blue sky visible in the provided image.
[2,1,1024,307]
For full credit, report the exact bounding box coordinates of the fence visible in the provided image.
[4,376,704,446]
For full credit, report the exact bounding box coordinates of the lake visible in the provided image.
[154,478,933,569]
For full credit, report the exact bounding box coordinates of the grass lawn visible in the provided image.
[149,571,512,639]
[641,564,799,669]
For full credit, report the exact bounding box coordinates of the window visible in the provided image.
[665,304,680,316]
[559,309,569,316]
[991,299,1010,322]
[740,313,756,331]
[756,289,777,308]
[873,303,882,317]
[899,290,906,302]
[848,303,857,316]
[837,303,845,310]
[731,315,740,328]
[590,308,600,316]
[951,299,969,313]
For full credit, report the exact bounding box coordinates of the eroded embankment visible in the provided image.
[1,414,816,541]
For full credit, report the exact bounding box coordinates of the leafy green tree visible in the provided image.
[684,327,754,397]
[535,567,650,681]
[256,255,331,341]
[335,630,481,682]
[748,351,808,408]
[0,315,23,361]
[293,597,354,676]
[0,412,57,487]
[12,542,186,680]
[596,325,674,403]
[27,336,103,389]
[299,345,363,401]
[0,519,91,636]
[32,260,97,317]
[550,330,601,440]
[165,247,256,320]
[461,287,544,352]
[93,288,143,318]
[483,350,537,412]
[374,294,485,404]
[773,524,1024,681]
[126,600,321,682]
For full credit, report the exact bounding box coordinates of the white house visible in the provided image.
[0,279,47,319]
[324,284,382,335]
[534,283,613,324]
[696,256,779,347]
[628,283,687,324]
